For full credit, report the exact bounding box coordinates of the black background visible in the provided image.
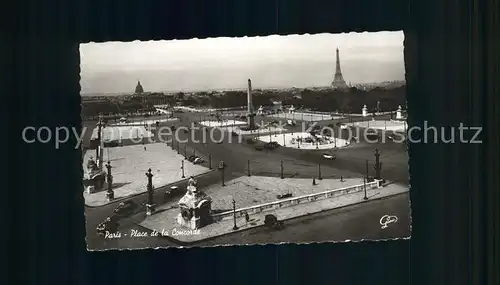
[6,0,499,284]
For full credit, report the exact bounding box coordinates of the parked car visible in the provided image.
[187,155,196,162]
[322,153,336,160]
[246,138,256,144]
[276,193,293,199]
[104,141,121,147]
[170,126,176,131]
[193,157,204,164]
[96,216,119,235]
[264,141,280,149]
[165,186,179,197]
[231,131,238,137]
[264,214,284,230]
[113,200,137,216]
[254,145,264,151]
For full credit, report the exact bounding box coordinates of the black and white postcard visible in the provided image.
[80,31,411,250]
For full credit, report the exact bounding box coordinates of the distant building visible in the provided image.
[134,80,144,94]
[331,48,348,90]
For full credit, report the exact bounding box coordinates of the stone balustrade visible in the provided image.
[212,180,382,220]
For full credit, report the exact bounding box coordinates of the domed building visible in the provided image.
[134,80,144,94]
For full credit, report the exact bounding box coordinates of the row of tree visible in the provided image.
[282,86,406,113]
[82,86,406,119]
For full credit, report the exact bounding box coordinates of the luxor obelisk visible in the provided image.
[247,79,256,129]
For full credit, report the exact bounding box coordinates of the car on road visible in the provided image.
[104,141,121,147]
[170,126,176,131]
[193,157,204,164]
[187,155,197,162]
[322,153,336,160]
[254,145,264,151]
[264,141,280,150]
[96,216,119,235]
[366,133,380,141]
[165,186,180,197]
[113,200,138,216]
[231,131,238,137]
[276,193,293,199]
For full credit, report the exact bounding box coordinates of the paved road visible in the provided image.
[84,111,409,249]
[173,111,409,184]
[87,192,410,250]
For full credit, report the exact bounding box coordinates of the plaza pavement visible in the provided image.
[139,181,408,244]
[347,120,407,132]
[257,132,350,150]
[83,143,211,206]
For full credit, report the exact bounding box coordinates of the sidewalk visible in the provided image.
[83,143,211,206]
[139,182,409,244]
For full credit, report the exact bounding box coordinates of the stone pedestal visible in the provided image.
[106,191,114,201]
[177,184,212,230]
[176,214,201,230]
[247,114,256,129]
[146,203,156,216]
[362,105,368,117]
[86,185,96,194]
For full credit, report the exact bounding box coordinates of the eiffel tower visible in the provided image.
[331,48,348,89]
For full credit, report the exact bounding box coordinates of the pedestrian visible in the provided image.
[244,212,250,224]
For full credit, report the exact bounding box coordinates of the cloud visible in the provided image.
[80,31,405,94]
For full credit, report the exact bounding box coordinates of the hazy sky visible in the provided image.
[80,31,405,94]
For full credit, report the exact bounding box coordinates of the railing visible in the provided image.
[212,180,382,220]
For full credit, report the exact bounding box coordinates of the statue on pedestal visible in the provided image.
[257,105,264,115]
[177,178,213,230]
[396,105,403,119]
[85,156,106,194]
[362,105,368,117]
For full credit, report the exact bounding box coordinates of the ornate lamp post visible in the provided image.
[105,161,114,201]
[373,148,382,180]
[146,168,156,215]
[247,160,251,176]
[181,160,185,178]
[208,153,212,169]
[219,160,226,186]
[184,144,187,158]
[96,114,104,163]
[280,160,284,179]
[364,160,369,200]
[232,198,238,231]
[363,176,368,200]
[318,162,322,180]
